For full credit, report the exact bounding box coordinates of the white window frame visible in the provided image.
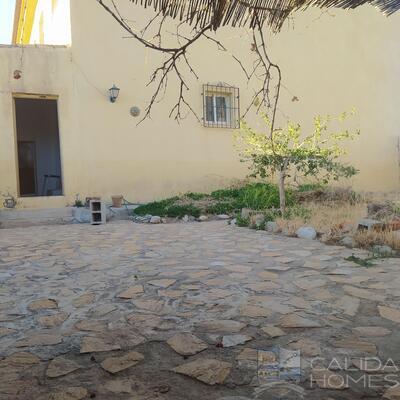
[204,92,232,127]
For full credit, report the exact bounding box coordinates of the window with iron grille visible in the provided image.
[202,84,239,129]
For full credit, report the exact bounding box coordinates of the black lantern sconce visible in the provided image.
[109,84,120,103]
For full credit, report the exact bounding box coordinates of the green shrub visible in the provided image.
[133,197,178,216]
[165,204,201,218]
[240,183,286,209]
[133,198,201,218]
[211,187,242,200]
[236,215,250,227]
[211,183,292,211]
[134,182,295,218]
[263,209,281,222]
[185,192,208,200]
[205,201,238,215]
[283,205,312,221]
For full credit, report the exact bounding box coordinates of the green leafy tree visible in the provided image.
[236,112,360,213]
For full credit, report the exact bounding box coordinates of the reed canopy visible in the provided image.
[129,0,400,31]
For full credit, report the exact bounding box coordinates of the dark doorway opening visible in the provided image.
[14,97,63,197]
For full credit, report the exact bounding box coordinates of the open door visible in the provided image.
[14,97,62,197]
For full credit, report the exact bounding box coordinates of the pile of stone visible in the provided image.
[131,215,167,224]
[236,208,400,253]
[131,214,230,224]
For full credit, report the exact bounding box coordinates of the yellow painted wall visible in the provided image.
[1,0,399,208]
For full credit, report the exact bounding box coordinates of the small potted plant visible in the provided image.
[2,192,17,209]
[111,195,124,208]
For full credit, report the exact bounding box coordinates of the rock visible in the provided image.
[288,338,320,357]
[261,325,286,338]
[266,221,279,233]
[198,215,208,221]
[239,305,271,317]
[353,326,391,337]
[46,356,81,378]
[372,244,393,256]
[217,214,230,220]
[16,333,63,347]
[344,285,385,302]
[378,305,400,323]
[101,351,144,373]
[149,216,161,224]
[383,386,400,400]
[340,236,354,247]
[132,299,165,313]
[147,279,176,288]
[333,339,377,355]
[0,327,17,337]
[222,334,252,347]
[250,214,264,227]
[74,320,106,332]
[102,379,133,393]
[225,265,252,273]
[296,226,317,240]
[246,281,280,291]
[3,352,40,366]
[294,278,326,290]
[172,358,232,385]
[279,314,321,328]
[116,285,144,299]
[38,312,69,328]
[80,337,121,353]
[334,295,360,316]
[132,214,151,223]
[91,304,117,317]
[258,271,279,280]
[230,218,237,225]
[196,320,246,333]
[167,333,208,355]
[28,298,58,312]
[72,293,95,307]
[357,218,383,231]
[311,369,347,389]
[276,256,296,264]
[49,387,88,400]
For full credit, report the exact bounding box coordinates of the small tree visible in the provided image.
[236,112,360,213]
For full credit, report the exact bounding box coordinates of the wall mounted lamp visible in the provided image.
[109,84,120,103]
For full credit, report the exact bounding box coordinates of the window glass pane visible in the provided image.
[215,96,227,122]
[205,96,214,122]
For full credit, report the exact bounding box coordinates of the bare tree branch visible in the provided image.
[97,0,282,131]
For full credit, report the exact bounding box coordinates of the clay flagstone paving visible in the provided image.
[1,220,400,399]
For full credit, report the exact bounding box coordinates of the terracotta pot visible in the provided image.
[111,195,124,208]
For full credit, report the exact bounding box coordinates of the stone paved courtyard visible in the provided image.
[1,220,400,399]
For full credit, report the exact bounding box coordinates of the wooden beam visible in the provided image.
[12,0,23,44]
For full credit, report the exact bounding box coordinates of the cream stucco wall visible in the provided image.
[1,0,399,209]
